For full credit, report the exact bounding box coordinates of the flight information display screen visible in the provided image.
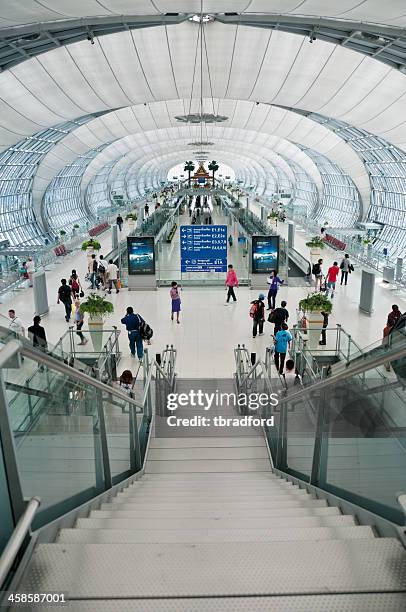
[251,235,279,274]
[127,236,155,275]
[180,225,227,273]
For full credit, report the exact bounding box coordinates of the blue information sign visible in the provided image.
[180,225,227,273]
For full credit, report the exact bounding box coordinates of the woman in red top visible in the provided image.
[225,264,239,303]
[326,261,340,298]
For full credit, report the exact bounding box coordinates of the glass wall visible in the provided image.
[43,145,108,237]
[0,115,99,247]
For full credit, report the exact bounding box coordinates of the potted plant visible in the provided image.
[306,235,325,263]
[268,211,279,227]
[126,212,137,230]
[299,293,333,350]
[72,224,80,235]
[79,293,114,352]
[59,229,66,243]
[81,238,101,262]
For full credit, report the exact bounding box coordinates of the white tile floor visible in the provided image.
[1,215,405,378]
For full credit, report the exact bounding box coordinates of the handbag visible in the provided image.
[79,290,85,298]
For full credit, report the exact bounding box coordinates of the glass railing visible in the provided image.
[259,340,406,525]
[0,334,176,537]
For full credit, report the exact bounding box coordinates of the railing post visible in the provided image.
[336,324,341,357]
[310,389,329,487]
[95,389,112,489]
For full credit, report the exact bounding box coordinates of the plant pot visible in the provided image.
[307,310,324,350]
[309,247,321,264]
[86,246,94,263]
[88,315,104,352]
[128,220,135,231]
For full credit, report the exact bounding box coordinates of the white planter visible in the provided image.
[128,220,135,231]
[309,247,321,264]
[307,310,324,350]
[86,246,94,263]
[88,315,104,353]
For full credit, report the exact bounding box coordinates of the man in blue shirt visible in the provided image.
[121,306,145,361]
[274,323,292,375]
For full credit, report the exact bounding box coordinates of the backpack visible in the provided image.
[268,309,276,323]
[140,321,153,341]
[59,285,71,302]
[312,263,320,275]
[249,302,259,319]
[98,262,106,274]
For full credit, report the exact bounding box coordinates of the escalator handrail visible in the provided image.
[276,341,406,407]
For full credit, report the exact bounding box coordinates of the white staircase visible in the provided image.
[18,435,406,610]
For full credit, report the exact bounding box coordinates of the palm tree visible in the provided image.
[208,160,219,185]
[184,161,195,187]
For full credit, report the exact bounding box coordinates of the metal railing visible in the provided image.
[0,334,177,545]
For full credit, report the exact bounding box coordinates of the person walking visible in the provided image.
[170,281,181,323]
[89,254,99,290]
[116,214,124,232]
[225,264,239,303]
[69,269,82,299]
[107,259,119,294]
[26,256,35,287]
[325,261,340,298]
[228,234,233,247]
[340,253,352,286]
[312,258,323,292]
[118,370,135,398]
[121,306,145,361]
[98,256,107,290]
[144,203,150,218]
[274,323,292,375]
[57,279,73,322]
[319,311,329,346]
[8,309,25,337]
[73,299,88,345]
[27,315,47,350]
[270,300,289,334]
[266,270,284,310]
[251,293,266,338]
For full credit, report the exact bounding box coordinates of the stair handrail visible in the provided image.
[0,335,145,413]
[0,496,40,588]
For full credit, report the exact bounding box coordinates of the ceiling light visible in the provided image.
[189,14,215,24]
[175,113,227,124]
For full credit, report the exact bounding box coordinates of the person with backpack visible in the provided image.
[170,281,181,323]
[312,258,323,292]
[225,264,239,303]
[250,293,266,338]
[27,315,47,351]
[121,306,145,361]
[325,261,340,298]
[274,323,292,375]
[266,270,284,310]
[340,254,352,286]
[107,259,119,294]
[69,269,82,299]
[269,300,289,334]
[319,311,329,346]
[98,255,107,290]
[57,279,72,322]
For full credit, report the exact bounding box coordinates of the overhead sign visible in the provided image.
[180,225,227,273]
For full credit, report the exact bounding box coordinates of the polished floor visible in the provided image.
[1,211,405,379]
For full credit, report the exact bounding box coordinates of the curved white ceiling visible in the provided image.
[31,100,369,210]
[1,1,406,28]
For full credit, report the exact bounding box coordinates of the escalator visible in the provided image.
[0,336,405,609]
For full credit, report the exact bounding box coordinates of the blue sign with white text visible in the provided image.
[180,225,227,273]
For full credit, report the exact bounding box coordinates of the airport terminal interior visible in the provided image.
[0,1,406,610]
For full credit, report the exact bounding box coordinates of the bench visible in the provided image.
[54,244,67,257]
[89,222,110,237]
[325,234,346,251]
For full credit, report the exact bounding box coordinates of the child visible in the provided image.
[170,281,181,323]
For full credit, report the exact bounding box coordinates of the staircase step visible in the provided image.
[76,514,356,531]
[90,506,340,521]
[100,499,328,514]
[148,447,269,460]
[19,594,406,612]
[20,540,406,598]
[149,436,265,448]
[58,525,375,544]
[145,459,271,473]
[114,492,315,505]
[142,472,277,481]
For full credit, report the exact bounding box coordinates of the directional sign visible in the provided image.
[180,225,227,273]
